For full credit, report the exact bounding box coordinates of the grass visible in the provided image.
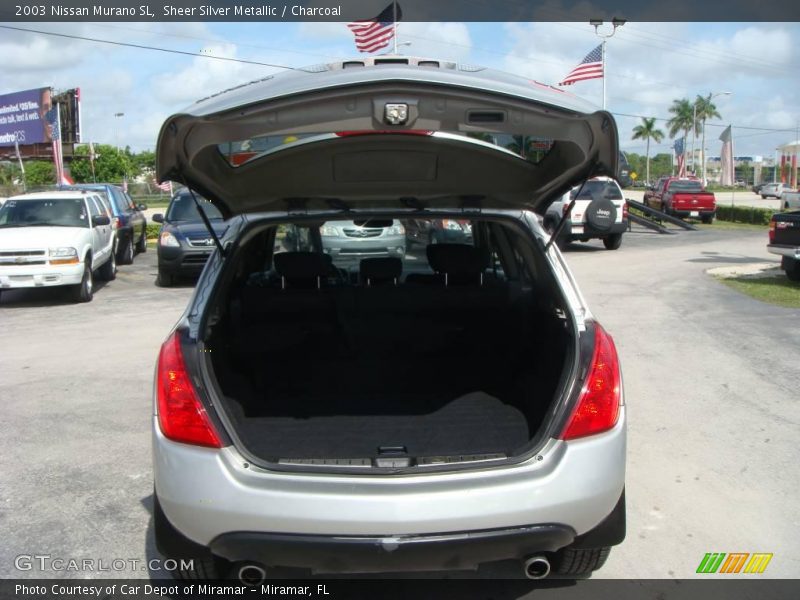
[695,220,768,232]
[717,275,800,308]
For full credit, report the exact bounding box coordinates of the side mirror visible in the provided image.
[92,214,110,227]
[137,203,148,211]
[152,214,164,223]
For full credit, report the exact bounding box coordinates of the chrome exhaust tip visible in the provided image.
[523,555,551,580]
[237,563,267,586]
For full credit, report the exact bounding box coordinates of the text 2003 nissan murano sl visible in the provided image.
[152,56,626,582]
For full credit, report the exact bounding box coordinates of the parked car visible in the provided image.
[760,182,786,199]
[544,176,628,250]
[780,189,800,210]
[69,183,147,264]
[405,218,473,249]
[768,210,800,281]
[152,189,227,287]
[0,190,116,302]
[151,57,626,582]
[319,219,406,266]
[752,183,765,194]
[643,176,716,223]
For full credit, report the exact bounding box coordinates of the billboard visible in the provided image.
[0,87,53,147]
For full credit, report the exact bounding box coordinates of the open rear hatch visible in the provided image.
[156,57,618,217]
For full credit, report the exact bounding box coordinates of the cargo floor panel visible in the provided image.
[229,391,530,460]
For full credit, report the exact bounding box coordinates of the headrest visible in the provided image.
[426,244,484,276]
[273,252,332,279]
[360,257,402,284]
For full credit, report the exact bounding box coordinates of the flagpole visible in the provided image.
[392,1,398,54]
[601,40,606,110]
[54,101,63,185]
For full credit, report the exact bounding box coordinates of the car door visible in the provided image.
[88,195,112,263]
[123,190,145,241]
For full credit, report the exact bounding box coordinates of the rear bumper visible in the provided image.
[767,244,800,260]
[671,207,715,217]
[0,263,84,289]
[566,221,627,239]
[211,525,575,573]
[152,409,626,547]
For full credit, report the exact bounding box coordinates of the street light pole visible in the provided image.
[589,18,625,110]
[698,91,732,184]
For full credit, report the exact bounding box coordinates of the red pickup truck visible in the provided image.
[643,177,717,223]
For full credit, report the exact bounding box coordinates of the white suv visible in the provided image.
[0,190,117,302]
[544,177,628,250]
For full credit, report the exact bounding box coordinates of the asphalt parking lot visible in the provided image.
[1,226,798,582]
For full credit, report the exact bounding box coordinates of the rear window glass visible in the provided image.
[570,180,623,200]
[669,180,703,192]
[166,194,224,221]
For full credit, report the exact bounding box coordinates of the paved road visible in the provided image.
[0,227,797,583]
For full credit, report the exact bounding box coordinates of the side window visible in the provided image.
[111,188,128,212]
[87,197,102,218]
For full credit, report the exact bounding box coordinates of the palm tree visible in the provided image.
[631,117,664,184]
[666,99,697,174]
[694,94,722,182]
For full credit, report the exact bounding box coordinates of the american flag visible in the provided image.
[673,137,686,178]
[558,45,604,86]
[157,180,173,194]
[44,105,73,185]
[347,2,401,54]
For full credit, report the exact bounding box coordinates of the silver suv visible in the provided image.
[152,57,626,581]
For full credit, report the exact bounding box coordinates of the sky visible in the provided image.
[1,20,798,162]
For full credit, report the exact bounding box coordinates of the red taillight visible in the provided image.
[112,217,120,230]
[768,220,776,244]
[156,332,223,448]
[560,323,622,440]
[622,202,629,220]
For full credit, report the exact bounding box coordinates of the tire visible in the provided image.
[70,261,94,303]
[157,270,174,287]
[603,233,623,250]
[701,213,714,224]
[552,547,611,577]
[136,230,147,254]
[584,198,617,233]
[119,236,134,265]
[785,259,800,282]
[761,195,767,199]
[98,251,117,281]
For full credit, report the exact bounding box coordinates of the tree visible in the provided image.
[24,161,56,185]
[666,99,697,174]
[631,117,664,185]
[694,94,722,182]
[69,144,133,184]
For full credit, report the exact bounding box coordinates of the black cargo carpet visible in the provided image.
[230,391,530,461]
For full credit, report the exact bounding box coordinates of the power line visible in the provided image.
[0,25,297,70]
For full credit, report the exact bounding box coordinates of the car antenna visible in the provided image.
[185,185,226,257]
[545,176,591,252]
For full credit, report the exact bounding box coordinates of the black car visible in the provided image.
[69,183,148,264]
[152,190,227,286]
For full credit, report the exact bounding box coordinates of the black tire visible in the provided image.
[584,198,617,233]
[785,259,800,282]
[552,547,611,577]
[157,271,174,287]
[603,233,623,250]
[136,230,147,253]
[70,261,94,303]
[761,195,767,199]
[119,236,134,265]
[98,251,117,281]
[701,213,714,224]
